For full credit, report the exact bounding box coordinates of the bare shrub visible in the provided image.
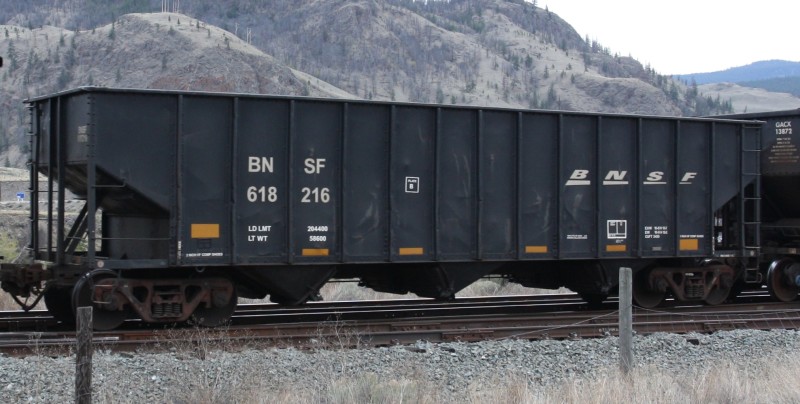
[157,324,255,359]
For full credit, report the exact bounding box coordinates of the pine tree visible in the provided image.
[7,40,17,70]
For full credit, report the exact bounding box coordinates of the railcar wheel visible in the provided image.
[191,287,237,327]
[703,284,731,306]
[767,259,800,302]
[72,270,128,331]
[44,287,75,324]
[632,269,665,308]
[703,263,734,306]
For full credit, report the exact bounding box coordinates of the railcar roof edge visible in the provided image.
[715,108,800,119]
[25,86,764,125]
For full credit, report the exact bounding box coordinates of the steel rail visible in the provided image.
[0,296,798,356]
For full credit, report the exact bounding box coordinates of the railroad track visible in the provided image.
[1,292,799,356]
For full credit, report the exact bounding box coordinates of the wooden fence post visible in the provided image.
[619,267,633,375]
[76,306,93,404]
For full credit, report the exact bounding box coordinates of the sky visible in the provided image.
[535,0,800,75]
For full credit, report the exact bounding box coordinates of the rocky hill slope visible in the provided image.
[0,0,735,166]
[699,82,800,114]
[0,12,351,166]
[676,59,800,113]
[677,60,800,85]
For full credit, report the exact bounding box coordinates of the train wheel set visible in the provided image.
[0,88,798,330]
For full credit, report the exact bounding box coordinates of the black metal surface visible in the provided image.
[716,109,800,255]
[23,87,760,306]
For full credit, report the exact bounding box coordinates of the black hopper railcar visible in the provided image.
[0,87,763,330]
[715,109,800,302]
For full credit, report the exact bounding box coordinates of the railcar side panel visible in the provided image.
[25,88,760,271]
[717,109,800,239]
[598,117,636,258]
[559,115,597,258]
[290,101,342,263]
[390,106,436,262]
[676,121,711,256]
[179,96,232,265]
[712,123,741,210]
[480,110,517,259]
[64,94,91,165]
[437,108,477,260]
[519,113,558,259]
[94,93,176,211]
[639,119,675,256]
[342,103,390,262]
[235,98,289,263]
[761,113,800,176]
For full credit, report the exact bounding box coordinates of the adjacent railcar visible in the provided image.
[0,87,761,329]
[718,109,800,301]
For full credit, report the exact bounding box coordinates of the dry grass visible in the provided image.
[279,373,439,404]
[9,298,797,403]
[0,231,22,263]
[126,313,800,403]
[465,358,800,404]
[158,354,800,404]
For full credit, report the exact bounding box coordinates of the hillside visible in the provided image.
[0,12,351,166]
[738,76,800,98]
[676,60,800,112]
[0,0,735,166]
[699,82,800,114]
[677,60,800,85]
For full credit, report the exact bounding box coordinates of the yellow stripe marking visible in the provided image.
[525,246,548,253]
[302,248,329,256]
[679,239,699,251]
[399,247,424,256]
[191,224,219,239]
[606,244,627,252]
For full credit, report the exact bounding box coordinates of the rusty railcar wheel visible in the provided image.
[703,261,734,305]
[703,282,732,305]
[191,286,237,327]
[632,268,665,309]
[767,259,800,302]
[72,270,128,331]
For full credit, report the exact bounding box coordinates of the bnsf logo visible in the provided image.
[565,170,698,186]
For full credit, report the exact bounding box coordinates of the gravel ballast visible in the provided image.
[1,329,798,402]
